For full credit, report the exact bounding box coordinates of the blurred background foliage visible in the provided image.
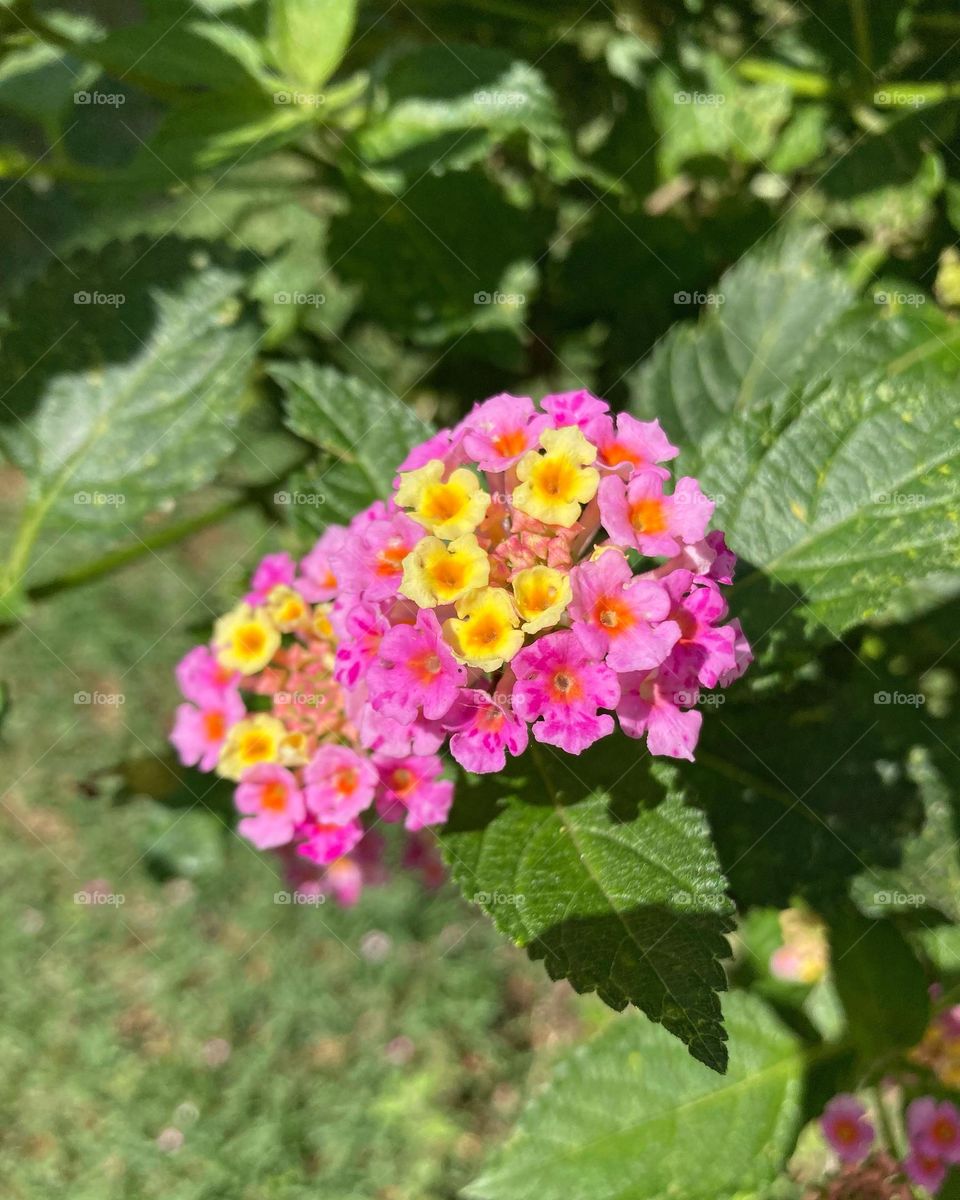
[2,0,960,1195]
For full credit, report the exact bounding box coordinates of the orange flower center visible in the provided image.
[595,594,634,636]
[334,768,359,796]
[550,671,583,702]
[261,781,288,813]
[203,711,226,740]
[389,768,415,796]
[236,625,267,657]
[601,442,642,469]
[629,498,666,534]
[376,539,409,577]
[492,428,527,457]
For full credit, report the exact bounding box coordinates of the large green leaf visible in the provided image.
[630,228,960,636]
[442,752,734,1072]
[468,991,802,1200]
[267,0,356,91]
[270,362,432,527]
[0,244,259,607]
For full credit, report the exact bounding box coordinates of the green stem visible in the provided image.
[872,1084,900,1156]
[528,741,562,805]
[736,59,835,98]
[849,0,873,78]
[845,240,888,290]
[18,495,250,607]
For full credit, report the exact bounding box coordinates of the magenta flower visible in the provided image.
[585,412,678,476]
[303,744,378,823]
[909,1098,960,1164]
[598,471,714,557]
[395,426,469,478]
[375,756,454,831]
[358,705,446,757]
[617,667,702,761]
[235,763,305,849]
[511,630,620,754]
[170,689,245,772]
[367,608,466,724]
[245,552,297,605]
[175,645,239,707]
[569,551,679,672]
[333,602,390,689]
[332,509,423,603]
[462,393,551,470]
[443,687,529,773]
[298,527,346,603]
[297,818,365,865]
[661,570,739,689]
[904,1151,947,1194]
[820,1094,875,1164]
[540,388,609,429]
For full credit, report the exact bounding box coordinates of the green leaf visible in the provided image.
[630,228,960,636]
[468,991,802,1200]
[442,752,734,1072]
[0,243,259,604]
[270,362,432,526]
[828,901,929,1064]
[355,45,565,176]
[267,0,356,91]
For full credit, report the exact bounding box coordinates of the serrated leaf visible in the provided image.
[442,751,734,1071]
[0,247,258,602]
[630,228,960,636]
[468,991,802,1200]
[355,45,565,176]
[267,0,356,91]
[270,362,431,526]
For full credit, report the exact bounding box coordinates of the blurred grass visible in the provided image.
[0,480,595,1199]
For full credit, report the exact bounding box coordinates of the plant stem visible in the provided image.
[872,1084,900,1156]
[22,495,250,606]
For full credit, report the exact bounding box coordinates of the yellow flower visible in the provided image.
[218,714,285,780]
[396,459,490,540]
[512,566,571,634]
[513,426,599,527]
[280,730,310,767]
[400,534,490,607]
[443,587,524,670]
[213,604,280,674]
[265,585,309,632]
[311,605,334,640]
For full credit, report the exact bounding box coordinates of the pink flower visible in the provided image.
[904,1151,947,1194]
[661,570,739,689]
[245,552,297,604]
[599,471,714,557]
[617,667,702,760]
[358,705,445,757]
[443,687,529,773]
[298,527,346,603]
[235,763,305,849]
[367,609,466,724]
[170,690,245,772]
[569,551,679,672]
[175,645,239,706]
[303,744,378,823]
[297,818,364,865]
[375,756,454,831]
[395,426,468,478]
[820,1094,875,1164]
[323,856,364,906]
[704,530,737,585]
[462,393,551,470]
[332,510,423,603]
[511,630,620,754]
[718,618,753,687]
[333,602,389,688]
[585,412,678,476]
[909,1098,960,1164]
[540,389,609,430]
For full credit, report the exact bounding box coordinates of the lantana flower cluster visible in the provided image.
[821,1093,960,1195]
[170,546,451,904]
[334,388,750,772]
